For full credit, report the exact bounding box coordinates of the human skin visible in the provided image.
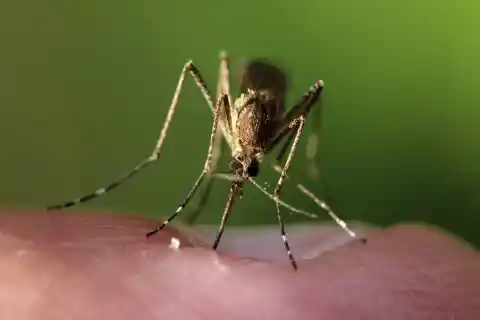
[0,210,479,320]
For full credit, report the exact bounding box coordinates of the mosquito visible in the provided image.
[47,51,359,270]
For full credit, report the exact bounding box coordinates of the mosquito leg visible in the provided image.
[185,180,214,225]
[212,182,241,250]
[263,80,323,204]
[271,116,306,269]
[270,88,357,239]
[274,121,320,180]
[276,201,298,269]
[218,51,232,111]
[152,60,216,156]
[246,177,316,218]
[46,156,155,210]
[271,164,357,238]
[186,130,223,225]
[275,126,297,165]
[146,93,228,237]
[145,167,206,237]
[186,51,232,225]
[253,81,324,269]
[272,130,358,238]
[47,60,218,210]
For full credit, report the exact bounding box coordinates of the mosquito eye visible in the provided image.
[247,159,259,177]
[247,165,259,177]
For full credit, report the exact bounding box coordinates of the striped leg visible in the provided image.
[271,82,357,239]
[187,51,231,225]
[146,93,228,237]
[47,60,218,210]
[274,116,306,270]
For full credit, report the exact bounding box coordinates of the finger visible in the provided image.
[1,209,479,320]
[0,209,200,247]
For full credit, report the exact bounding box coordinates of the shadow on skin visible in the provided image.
[0,209,479,320]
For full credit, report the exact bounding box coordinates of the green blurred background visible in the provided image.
[1,1,479,246]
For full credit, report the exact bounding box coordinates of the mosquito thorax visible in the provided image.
[233,89,279,155]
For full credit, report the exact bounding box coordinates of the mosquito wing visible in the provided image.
[240,59,288,115]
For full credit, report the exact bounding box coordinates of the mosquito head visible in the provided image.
[229,157,259,178]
